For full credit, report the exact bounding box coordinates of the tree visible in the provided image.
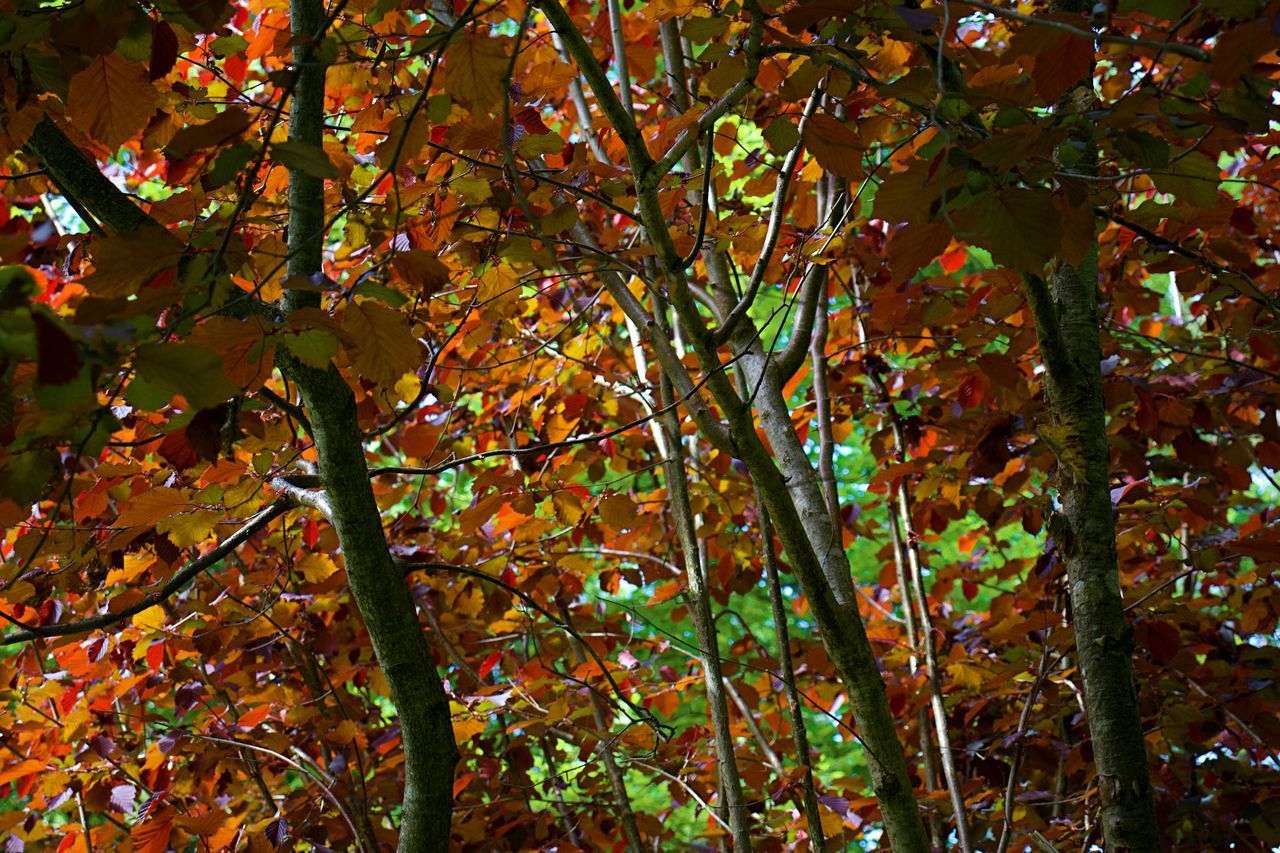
[1,0,1278,850]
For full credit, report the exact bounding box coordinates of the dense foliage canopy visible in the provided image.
[0,0,1278,849]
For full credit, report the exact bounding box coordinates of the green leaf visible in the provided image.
[209,34,248,57]
[279,329,340,369]
[762,118,800,155]
[681,15,728,43]
[134,343,239,409]
[207,143,255,188]
[1150,151,1221,208]
[271,141,339,180]
[2,450,53,505]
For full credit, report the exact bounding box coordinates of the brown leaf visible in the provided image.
[66,55,157,149]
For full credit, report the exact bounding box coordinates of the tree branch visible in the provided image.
[953,0,1211,61]
[0,499,292,646]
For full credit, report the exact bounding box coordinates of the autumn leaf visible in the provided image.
[599,493,638,529]
[959,187,1059,274]
[116,486,190,528]
[271,140,340,179]
[156,509,222,547]
[803,114,863,179]
[66,55,158,149]
[174,811,227,838]
[344,299,421,385]
[298,552,338,583]
[83,228,183,299]
[452,717,486,742]
[445,36,510,109]
[134,343,240,409]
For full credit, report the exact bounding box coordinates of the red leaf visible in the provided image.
[302,518,320,548]
[131,808,175,853]
[150,22,178,81]
[158,430,203,471]
[477,651,502,680]
[940,246,968,274]
[32,312,81,385]
[957,374,985,409]
[237,704,272,729]
[1146,620,1180,665]
[453,771,477,798]
[147,641,165,671]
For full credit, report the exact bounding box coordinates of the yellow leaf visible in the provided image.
[394,373,421,404]
[132,605,167,633]
[444,36,510,109]
[644,0,698,19]
[551,491,584,526]
[476,263,520,311]
[344,300,421,385]
[107,553,156,586]
[117,487,190,528]
[946,661,986,690]
[544,411,577,444]
[156,510,221,548]
[819,808,847,839]
[452,717,486,743]
[66,55,157,149]
[298,553,338,584]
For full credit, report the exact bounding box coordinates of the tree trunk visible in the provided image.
[657,367,753,853]
[278,1,459,849]
[1019,3,1159,846]
[758,506,827,853]
[1022,265,1157,851]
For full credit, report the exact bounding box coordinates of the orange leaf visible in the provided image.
[0,759,46,787]
[66,55,157,149]
[130,808,174,853]
[237,705,272,729]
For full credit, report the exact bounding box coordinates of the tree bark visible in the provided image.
[278,1,459,849]
[758,507,828,853]
[657,366,753,853]
[26,118,157,234]
[1017,3,1158,846]
[1022,266,1157,851]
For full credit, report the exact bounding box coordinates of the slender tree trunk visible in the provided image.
[28,29,462,844]
[279,1,459,849]
[1022,268,1158,851]
[857,294,970,849]
[1020,78,1158,853]
[558,604,646,853]
[537,7,926,840]
[656,368,753,852]
[758,506,828,853]
[1015,3,1159,845]
[888,507,944,849]
[621,286,751,851]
